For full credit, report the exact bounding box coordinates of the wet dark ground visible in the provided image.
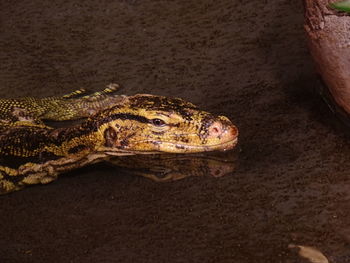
[1,0,350,262]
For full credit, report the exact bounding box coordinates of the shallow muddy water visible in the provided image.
[1,0,350,262]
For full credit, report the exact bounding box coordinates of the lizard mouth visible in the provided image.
[155,137,238,153]
[103,138,238,156]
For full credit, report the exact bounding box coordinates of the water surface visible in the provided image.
[1,0,350,262]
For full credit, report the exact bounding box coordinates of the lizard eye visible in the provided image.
[151,118,166,127]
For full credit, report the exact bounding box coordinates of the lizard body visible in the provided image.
[0,85,238,193]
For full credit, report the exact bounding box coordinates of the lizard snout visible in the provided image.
[207,119,238,142]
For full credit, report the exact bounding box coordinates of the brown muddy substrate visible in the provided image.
[1,1,350,262]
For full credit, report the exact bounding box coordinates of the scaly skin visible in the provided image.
[0,84,123,123]
[0,88,238,194]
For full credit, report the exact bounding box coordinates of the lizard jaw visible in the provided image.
[146,137,238,153]
[100,137,238,156]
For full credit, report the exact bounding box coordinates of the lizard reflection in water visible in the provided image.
[107,152,237,182]
[0,84,238,194]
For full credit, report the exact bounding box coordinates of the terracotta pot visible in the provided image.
[304,0,350,116]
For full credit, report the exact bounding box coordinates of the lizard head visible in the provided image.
[95,94,238,155]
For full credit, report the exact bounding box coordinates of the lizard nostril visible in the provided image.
[212,127,219,134]
[208,122,223,137]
